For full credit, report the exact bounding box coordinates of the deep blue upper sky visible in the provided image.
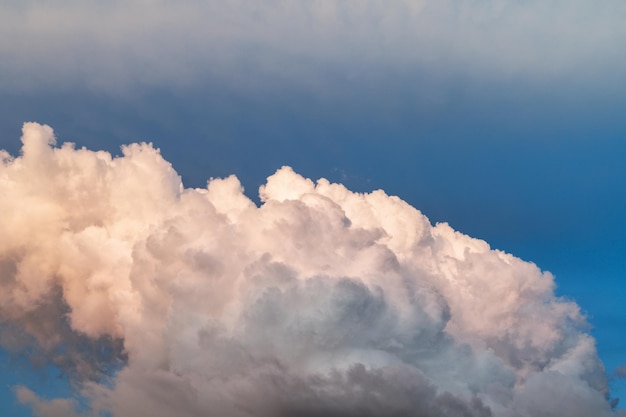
[1,1,626,414]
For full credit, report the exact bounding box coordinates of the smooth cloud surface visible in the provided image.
[0,123,622,417]
[2,0,626,91]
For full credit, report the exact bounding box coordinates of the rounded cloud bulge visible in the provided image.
[0,122,623,416]
[2,0,626,92]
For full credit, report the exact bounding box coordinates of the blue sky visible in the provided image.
[1,1,625,416]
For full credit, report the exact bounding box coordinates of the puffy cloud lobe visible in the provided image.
[0,122,622,416]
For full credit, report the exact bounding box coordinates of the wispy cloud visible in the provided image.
[614,365,626,379]
[2,1,625,92]
[15,387,82,417]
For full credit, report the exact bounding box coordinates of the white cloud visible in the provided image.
[1,1,625,92]
[1,122,622,416]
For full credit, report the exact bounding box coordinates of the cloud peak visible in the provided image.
[0,123,621,416]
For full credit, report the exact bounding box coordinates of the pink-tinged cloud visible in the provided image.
[0,123,622,416]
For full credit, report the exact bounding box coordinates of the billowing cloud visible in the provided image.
[0,122,623,417]
[1,1,626,92]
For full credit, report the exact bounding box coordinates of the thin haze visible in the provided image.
[1,0,625,92]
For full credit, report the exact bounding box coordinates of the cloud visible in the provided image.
[15,387,82,417]
[1,122,623,416]
[1,1,626,92]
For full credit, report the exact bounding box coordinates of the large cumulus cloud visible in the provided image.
[0,123,623,417]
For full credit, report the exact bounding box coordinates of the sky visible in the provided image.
[1,1,625,416]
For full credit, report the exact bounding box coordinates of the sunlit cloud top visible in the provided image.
[0,122,622,416]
